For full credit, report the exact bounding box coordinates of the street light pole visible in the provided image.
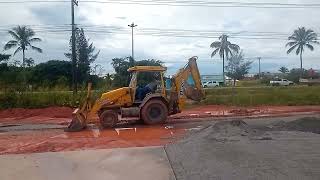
[128,22,137,60]
[71,0,78,94]
[258,57,261,79]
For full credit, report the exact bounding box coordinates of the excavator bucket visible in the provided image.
[64,83,92,132]
[184,82,205,102]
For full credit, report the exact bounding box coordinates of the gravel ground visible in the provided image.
[165,117,320,180]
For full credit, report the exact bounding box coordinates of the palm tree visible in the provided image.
[279,66,289,74]
[4,25,42,67]
[210,34,240,84]
[286,27,319,77]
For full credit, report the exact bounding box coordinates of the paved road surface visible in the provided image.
[0,147,175,180]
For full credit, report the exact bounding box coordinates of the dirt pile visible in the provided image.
[180,120,269,143]
[273,117,320,134]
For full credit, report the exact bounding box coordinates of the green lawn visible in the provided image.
[202,86,320,106]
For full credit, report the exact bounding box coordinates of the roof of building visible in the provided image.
[127,66,167,72]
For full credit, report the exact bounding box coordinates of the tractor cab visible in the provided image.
[127,66,167,103]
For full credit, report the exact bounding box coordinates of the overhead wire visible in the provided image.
[0,23,291,40]
[0,0,320,9]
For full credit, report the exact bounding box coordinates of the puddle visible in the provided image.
[208,111,233,116]
[0,124,186,155]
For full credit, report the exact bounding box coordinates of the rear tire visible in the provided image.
[141,99,168,125]
[99,110,118,128]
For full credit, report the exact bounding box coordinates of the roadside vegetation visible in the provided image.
[0,25,319,109]
[202,86,320,106]
[1,86,320,109]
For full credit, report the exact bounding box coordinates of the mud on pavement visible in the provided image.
[1,105,320,156]
[0,124,186,155]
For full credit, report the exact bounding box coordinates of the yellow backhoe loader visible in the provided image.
[66,56,205,132]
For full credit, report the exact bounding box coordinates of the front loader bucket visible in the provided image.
[64,108,87,132]
[65,83,93,132]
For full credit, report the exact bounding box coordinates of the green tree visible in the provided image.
[111,58,163,87]
[287,68,308,83]
[4,26,42,67]
[104,73,113,88]
[24,57,35,67]
[225,51,252,86]
[65,28,100,89]
[31,60,72,88]
[111,57,131,87]
[0,53,10,63]
[286,27,319,77]
[210,34,240,84]
[279,66,289,74]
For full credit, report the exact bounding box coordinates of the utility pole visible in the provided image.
[128,22,138,61]
[71,0,78,94]
[258,57,261,79]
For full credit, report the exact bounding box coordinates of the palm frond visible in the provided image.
[8,30,20,41]
[211,48,220,58]
[305,32,317,41]
[26,28,35,38]
[28,37,41,42]
[288,35,297,41]
[210,41,221,48]
[31,46,43,53]
[306,44,314,51]
[4,40,18,50]
[310,40,320,44]
[286,41,297,47]
[229,43,240,53]
[13,47,22,55]
[286,44,298,54]
[225,48,232,59]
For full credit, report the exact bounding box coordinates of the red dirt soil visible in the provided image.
[173,105,320,119]
[0,125,185,155]
[0,106,72,119]
[1,105,320,125]
[1,105,320,155]
[0,107,73,125]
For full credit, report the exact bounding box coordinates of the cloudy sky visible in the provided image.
[0,0,319,75]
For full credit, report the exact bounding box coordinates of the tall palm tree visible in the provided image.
[286,27,319,77]
[210,34,240,84]
[4,25,42,67]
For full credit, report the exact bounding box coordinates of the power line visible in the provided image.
[0,24,292,39]
[0,24,306,37]
[1,0,320,9]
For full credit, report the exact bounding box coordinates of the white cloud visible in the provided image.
[0,0,320,75]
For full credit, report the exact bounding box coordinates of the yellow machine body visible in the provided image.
[66,56,204,132]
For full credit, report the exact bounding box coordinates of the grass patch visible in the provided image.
[202,86,320,106]
[0,86,320,109]
[0,90,105,109]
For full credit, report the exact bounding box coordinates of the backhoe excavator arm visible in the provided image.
[169,56,205,114]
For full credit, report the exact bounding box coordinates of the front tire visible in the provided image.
[141,99,168,125]
[99,110,118,128]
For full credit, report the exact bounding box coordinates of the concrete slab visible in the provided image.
[0,146,176,180]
